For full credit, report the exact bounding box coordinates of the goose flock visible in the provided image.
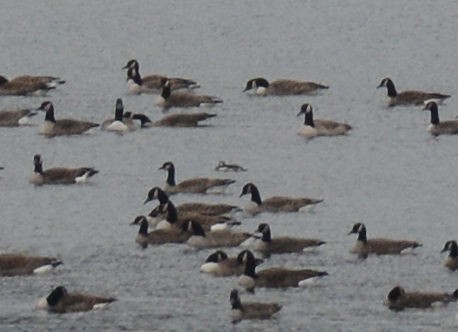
[0,55,457,326]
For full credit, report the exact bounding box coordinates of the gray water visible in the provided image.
[1,0,458,330]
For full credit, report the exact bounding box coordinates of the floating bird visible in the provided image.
[296,103,351,138]
[131,216,190,248]
[0,75,65,96]
[248,223,326,256]
[122,59,198,94]
[144,186,240,217]
[243,77,328,96]
[182,220,250,249]
[215,161,247,172]
[385,286,458,310]
[441,240,458,271]
[155,79,222,109]
[37,101,99,137]
[36,286,115,313]
[201,250,263,277]
[152,112,216,127]
[240,182,323,215]
[0,253,62,276]
[159,161,235,194]
[348,223,421,259]
[30,154,98,185]
[101,98,136,132]
[423,101,458,136]
[377,77,450,107]
[0,109,38,126]
[238,250,328,292]
[230,289,282,323]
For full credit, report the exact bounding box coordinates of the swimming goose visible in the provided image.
[30,154,98,185]
[128,113,153,128]
[159,161,235,194]
[0,75,65,96]
[240,182,323,215]
[122,59,199,94]
[36,286,116,314]
[37,101,99,137]
[297,104,352,138]
[377,77,450,107]
[243,77,328,96]
[423,101,458,136]
[441,240,458,271]
[0,253,62,276]
[238,250,328,292]
[0,109,38,126]
[152,112,217,127]
[249,223,326,256]
[144,186,241,217]
[155,79,223,109]
[230,289,282,324]
[348,223,422,259]
[101,98,136,132]
[215,161,247,172]
[131,216,190,248]
[385,286,458,310]
[201,250,263,277]
[151,201,239,231]
[182,220,250,249]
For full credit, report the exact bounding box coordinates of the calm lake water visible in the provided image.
[1,0,458,330]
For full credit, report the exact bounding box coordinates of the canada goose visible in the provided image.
[0,109,38,126]
[151,201,239,231]
[250,223,326,256]
[385,286,458,310]
[122,59,199,94]
[215,161,247,172]
[101,98,136,132]
[348,223,422,259]
[152,112,217,127]
[0,253,62,276]
[441,240,458,271]
[30,154,98,185]
[159,161,235,194]
[296,103,352,138]
[129,113,153,128]
[240,182,323,215]
[377,77,450,107]
[36,286,116,313]
[155,79,223,109]
[230,289,281,323]
[243,77,328,96]
[423,101,458,136]
[131,216,190,248]
[37,101,99,137]
[238,250,328,292]
[144,186,241,218]
[182,220,250,249]
[201,250,263,277]
[0,75,65,96]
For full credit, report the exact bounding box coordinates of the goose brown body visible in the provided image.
[244,77,328,96]
[37,101,98,137]
[238,250,328,291]
[159,162,235,194]
[40,286,115,313]
[30,154,98,185]
[153,112,216,127]
[0,109,37,126]
[377,77,450,107]
[0,254,62,276]
[240,182,323,215]
[0,75,64,96]
[386,286,458,310]
[348,223,421,258]
[230,289,281,323]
